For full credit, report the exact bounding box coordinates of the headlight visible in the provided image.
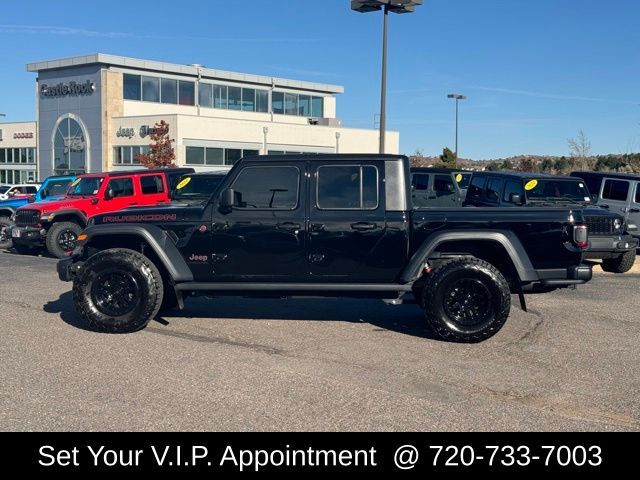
[613,218,622,231]
[40,213,53,222]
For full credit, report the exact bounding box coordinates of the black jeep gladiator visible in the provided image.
[58,154,592,342]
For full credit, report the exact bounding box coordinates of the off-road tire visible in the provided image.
[601,249,636,274]
[46,221,83,259]
[0,216,13,250]
[73,248,164,333]
[421,257,511,343]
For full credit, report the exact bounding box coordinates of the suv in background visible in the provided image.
[0,175,75,250]
[464,171,638,273]
[571,171,640,241]
[410,168,466,208]
[0,183,41,201]
[12,168,193,258]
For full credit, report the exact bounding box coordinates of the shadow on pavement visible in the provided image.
[43,291,440,340]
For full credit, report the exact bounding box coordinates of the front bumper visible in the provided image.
[584,234,639,259]
[57,256,83,282]
[12,225,45,246]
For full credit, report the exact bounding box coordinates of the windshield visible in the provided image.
[46,180,74,197]
[67,177,104,196]
[0,186,9,194]
[172,175,225,200]
[455,172,472,189]
[525,179,591,202]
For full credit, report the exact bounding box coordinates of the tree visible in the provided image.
[554,156,569,174]
[517,157,537,173]
[439,147,457,168]
[540,158,555,173]
[500,159,513,170]
[485,162,501,171]
[568,130,592,170]
[135,120,176,168]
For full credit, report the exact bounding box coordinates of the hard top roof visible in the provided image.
[571,171,640,181]
[411,167,473,174]
[78,168,194,178]
[242,154,407,162]
[473,171,583,181]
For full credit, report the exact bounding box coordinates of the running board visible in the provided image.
[175,282,413,293]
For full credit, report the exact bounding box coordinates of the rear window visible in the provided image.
[434,174,455,197]
[503,180,524,203]
[635,184,640,204]
[602,179,630,202]
[411,173,430,191]
[140,175,165,195]
[486,178,503,203]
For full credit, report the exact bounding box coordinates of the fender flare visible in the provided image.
[82,224,194,282]
[0,207,16,217]
[48,209,89,227]
[400,230,539,284]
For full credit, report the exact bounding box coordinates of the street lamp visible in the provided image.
[447,93,466,158]
[352,0,423,154]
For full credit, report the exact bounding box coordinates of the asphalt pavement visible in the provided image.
[0,250,638,431]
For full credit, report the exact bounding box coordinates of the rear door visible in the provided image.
[410,172,432,208]
[432,173,460,207]
[138,173,169,206]
[630,181,640,233]
[308,160,391,282]
[600,178,632,222]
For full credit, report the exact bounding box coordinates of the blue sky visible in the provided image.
[0,0,638,159]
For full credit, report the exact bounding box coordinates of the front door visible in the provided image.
[210,163,307,281]
[102,177,137,213]
[308,161,391,282]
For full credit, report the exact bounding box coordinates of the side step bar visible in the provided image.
[175,283,413,293]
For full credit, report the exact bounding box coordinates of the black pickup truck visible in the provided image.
[58,154,592,342]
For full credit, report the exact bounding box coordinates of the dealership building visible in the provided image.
[0,53,399,182]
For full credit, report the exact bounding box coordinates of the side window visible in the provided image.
[26,186,38,194]
[231,166,299,209]
[434,174,455,197]
[411,173,430,191]
[468,176,486,198]
[503,180,524,203]
[635,183,640,204]
[107,178,134,198]
[602,179,630,202]
[317,165,378,210]
[140,175,165,195]
[486,178,503,203]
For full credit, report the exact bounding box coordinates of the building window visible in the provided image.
[205,148,224,165]
[123,74,141,100]
[185,146,258,166]
[228,87,242,110]
[317,165,379,210]
[242,88,255,112]
[161,78,177,104]
[225,148,242,165]
[214,84,228,109]
[311,96,324,117]
[271,92,324,117]
[0,149,5,163]
[256,90,269,113]
[298,95,310,116]
[179,81,195,106]
[113,146,146,165]
[186,146,205,165]
[199,83,212,108]
[142,76,160,102]
[284,93,298,116]
[272,92,284,115]
[53,115,87,175]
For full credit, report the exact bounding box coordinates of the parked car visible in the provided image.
[0,183,41,201]
[410,168,465,208]
[464,171,638,273]
[12,168,193,258]
[58,154,591,342]
[571,171,640,241]
[0,175,76,250]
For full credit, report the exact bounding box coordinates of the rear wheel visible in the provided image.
[46,221,83,258]
[601,249,636,274]
[73,248,164,333]
[0,216,12,250]
[421,257,511,343]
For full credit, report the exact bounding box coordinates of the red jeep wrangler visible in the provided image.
[12,168,193,258]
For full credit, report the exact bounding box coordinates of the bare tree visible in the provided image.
[568,130,592,169]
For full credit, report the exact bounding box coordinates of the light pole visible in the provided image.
[447,93,466,158]
[335,131,341,153]
[352,1,423,154]
[263,127,269,155]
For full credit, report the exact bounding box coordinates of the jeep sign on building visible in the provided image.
[17,53,399,180]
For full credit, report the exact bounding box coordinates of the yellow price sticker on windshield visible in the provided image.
[455,174,463,183]
[524,179,538,191]
[70,178,81,187]
[176,177,191,190]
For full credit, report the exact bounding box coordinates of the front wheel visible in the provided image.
[0,216,13,250]
[601,249,636,274]
[73,248,164,333]
[421,258,511,343]
[46,221,83,258]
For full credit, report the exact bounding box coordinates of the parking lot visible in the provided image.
[0,250,638,432]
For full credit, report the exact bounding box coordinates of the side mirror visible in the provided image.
[591,194,598,203]
[509,193,522,204]
[104,188,114,201]
[219,188,235,209]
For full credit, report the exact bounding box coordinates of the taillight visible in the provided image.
[573,224,588,249]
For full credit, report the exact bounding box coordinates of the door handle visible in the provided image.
[276,222,301,231]
[129,202,138,206]
[351,222,377,231]
[310,223,325,232]
[600,204,609,209]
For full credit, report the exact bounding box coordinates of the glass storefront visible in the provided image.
[53,116,87,175]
